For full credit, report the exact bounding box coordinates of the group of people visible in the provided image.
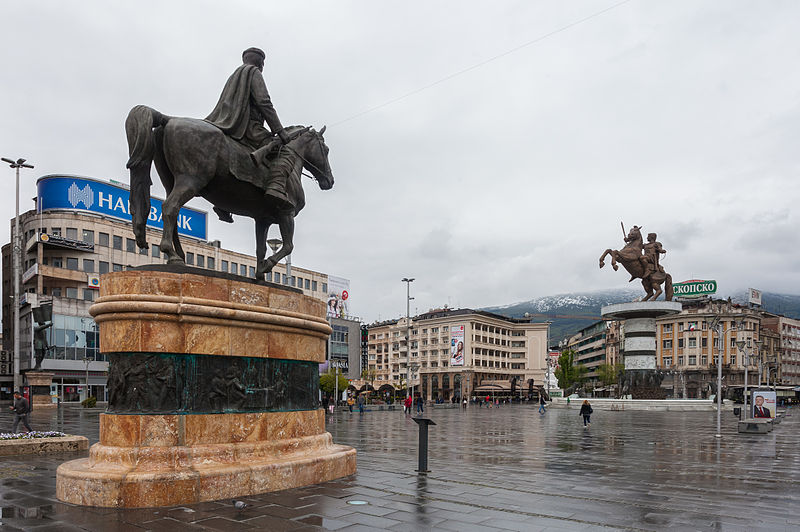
[403,395,425,415]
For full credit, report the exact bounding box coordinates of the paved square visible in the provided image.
[0,403,798,530]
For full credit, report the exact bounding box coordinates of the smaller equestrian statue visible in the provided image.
[599,223,673,301]
[125,47,333,280]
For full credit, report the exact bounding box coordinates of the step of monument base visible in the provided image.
[56,440,356,507]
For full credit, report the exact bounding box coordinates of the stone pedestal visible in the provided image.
[24,371,56,409]
[602,301,682,399]
[56,267,356,507]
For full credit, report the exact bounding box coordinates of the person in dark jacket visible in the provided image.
[9,392,32,433]
[538,394,547,414]
[579,400,593,427]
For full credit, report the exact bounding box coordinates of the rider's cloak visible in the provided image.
[205,64,283,149]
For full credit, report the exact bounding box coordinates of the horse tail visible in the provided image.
[665,273,674,301]
[125,105,168,249]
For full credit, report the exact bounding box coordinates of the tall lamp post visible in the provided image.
[402,278,414,400]
[736,338,764,420]
[266,238,291,285]
[709,315,742,438]
[2,157,34,393]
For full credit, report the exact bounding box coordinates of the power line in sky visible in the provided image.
[330,0,632,128]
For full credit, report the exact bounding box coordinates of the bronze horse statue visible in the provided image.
[125,105,333,280]
[599,225,673,301]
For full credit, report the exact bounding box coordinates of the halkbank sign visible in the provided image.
[673,279,717,298]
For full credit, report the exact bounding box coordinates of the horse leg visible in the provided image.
[641,280,653,301]
[254,217,272,279]
[266,212,295,275]
[160,178,197,263]
[651,281,663,301]
[599,249,612,269]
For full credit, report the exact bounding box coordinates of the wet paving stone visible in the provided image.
[1,404,799,530]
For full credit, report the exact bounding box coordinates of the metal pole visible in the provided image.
[286,254,292,286]
[13,164,20,393]
[85,357,90,400]
[402,278,414,400]
[714,323,723,438]
[743,351,749,420]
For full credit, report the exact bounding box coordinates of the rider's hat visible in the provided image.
[242,47,266,60]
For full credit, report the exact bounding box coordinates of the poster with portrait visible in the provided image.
[450,325,465,367]
[326,276,350,318]
[751,390,776,419]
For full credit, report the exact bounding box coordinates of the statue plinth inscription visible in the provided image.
[56,268,356,508]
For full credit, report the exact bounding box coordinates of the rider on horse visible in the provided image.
[640,232,666,283]
[206,47,291,222]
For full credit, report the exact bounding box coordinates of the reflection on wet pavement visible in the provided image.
[0,403,797,530]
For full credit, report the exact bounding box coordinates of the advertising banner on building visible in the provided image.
[37,175,208,240]
[751,390,776,419]
[748,288,762,306]
[450,325,465,366]
[673,279,717,298]
[326,276,350,318]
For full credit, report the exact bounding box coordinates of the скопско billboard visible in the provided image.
[37,175,207,240]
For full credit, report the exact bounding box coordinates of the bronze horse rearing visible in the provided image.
[599,225,673,301]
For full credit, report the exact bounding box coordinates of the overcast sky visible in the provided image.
[1,1,799,322]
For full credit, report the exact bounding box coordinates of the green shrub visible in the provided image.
[81,396,97,408]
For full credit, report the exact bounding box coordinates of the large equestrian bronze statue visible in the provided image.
[599,224,673,301]
[124,106,332,280]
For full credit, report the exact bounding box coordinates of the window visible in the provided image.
[66,228,78,240]
[322,283,327,293]
[50,227,61,236]
[52,257,63,268]
[702,337,707,348]
[678,356,684,365]
[249,266,255,277]
[98,232,109,247]
[113,235,122,250]
[678,323,684,332]
[51,287,62,297]
[701,355,707,365]
[139,246,148,256]
[66,258,79,271]
[99,261,109,274]
[663,340,672,349]
[312,281,317,291]
[186,252,194,265]
[207,257,215,270]
[730,355,736,365]
[689,355,696,365]
[266,272,272,282]
[663,356,673,366]
[221,260,228,272]
[231,262,238,274]
[82,230,94,245]
[126,238,136,253]
[65,287,78,299]
[663,324,672,333]
[83,289,95,302]
[197,255,205,268]
[112,263,123,272]
[678,338,684,348]
[304,278,310,289]
[240,264,247,276]
[83,259,94,273]
[152,245,160,258]
[688,337,697,348]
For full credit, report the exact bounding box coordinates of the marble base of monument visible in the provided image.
[602,301,682,400]
[56,267,356,507]
[24,372,56,409]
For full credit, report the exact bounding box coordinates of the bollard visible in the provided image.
[412,417,436,473]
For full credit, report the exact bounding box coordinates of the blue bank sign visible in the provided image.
[37,175,208,240]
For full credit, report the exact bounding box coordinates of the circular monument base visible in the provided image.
[602,301,682,400]
[56,268,356,507]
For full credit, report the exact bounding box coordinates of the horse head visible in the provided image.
[289,125,334,191]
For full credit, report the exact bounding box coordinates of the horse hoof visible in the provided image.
[612,265,619,271]
[599,261,604,268]
[167,257,186,265]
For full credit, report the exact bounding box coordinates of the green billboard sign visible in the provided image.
[673,279,717,298]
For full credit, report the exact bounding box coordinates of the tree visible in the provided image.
[597,362,625,386]
[360,367,377,389]
[319,369,349,396]
[554,349,587,391]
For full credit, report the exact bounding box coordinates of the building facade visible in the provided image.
[1,174,346,401]
[762,314,800,384]
[364,308,549,401]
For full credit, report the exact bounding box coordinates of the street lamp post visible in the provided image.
[710,315,742,438]
[2,157,34,393]
[402,278,414,400]
[266,238,291,285]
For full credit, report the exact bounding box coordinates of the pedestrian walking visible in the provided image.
[579,400,593,428]
[404,395,412,414]
[462,397,467,409]
[415,396,424,415]
[538,394,547,414]
[357,393,365,414]
[9,392,32,433]
[347,395,355,413]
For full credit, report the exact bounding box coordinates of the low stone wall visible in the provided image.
[550,397,731,412]
[0,436,88,456]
